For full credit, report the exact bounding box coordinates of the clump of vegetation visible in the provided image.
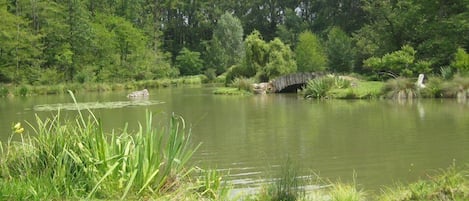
[212,87,252,96]
[419,76,444,98]
[442,75,469,99]
[378,166,469,201]
[0,92,227,200]
[328,183,366,201]
[382,77,417,99]
[0,85,9,97]
[303,76,350,99]
[231,77,255,92]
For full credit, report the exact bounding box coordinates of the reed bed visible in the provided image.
[0,91,222,200]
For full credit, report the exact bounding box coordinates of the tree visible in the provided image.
[452,48,469,75]
[363,45,431,77]
[0,0,41,83]
[355,0,469,71]
[263,38,297,80]
[207,12,244,75]
[295,31,327,72]
[326,27,355,73]
[175,48,203,76]
[243,30,269,78]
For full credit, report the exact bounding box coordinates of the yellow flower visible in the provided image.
[15,127,24,134]
[13,122,24,134]
[14,122,21,130]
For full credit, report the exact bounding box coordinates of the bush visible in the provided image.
[16,85,29,96]
[440,66,455,80]
[452,48,469,75]
[231,77,255,92]
[175,48,204,76]
[420,76,444,98]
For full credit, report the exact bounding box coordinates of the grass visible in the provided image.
[0,91,230,200]
[328,81,384,99]
[0,75,207,97]
[213,87,252,96]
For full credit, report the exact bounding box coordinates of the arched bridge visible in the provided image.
[271,72,322,93]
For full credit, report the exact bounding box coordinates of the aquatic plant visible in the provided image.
[378,166,469,201]
[0,91,200,200]
[231,77,255,92]
[303,77,334,98]
[328,183,365,201]
[419,76,443,98]
[382,77,417,99]
[442,75,469,99]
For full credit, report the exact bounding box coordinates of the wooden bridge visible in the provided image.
[271,72,322,92]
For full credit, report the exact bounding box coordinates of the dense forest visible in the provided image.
[1,0,468,85]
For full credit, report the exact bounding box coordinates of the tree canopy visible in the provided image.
[0,0,468,84]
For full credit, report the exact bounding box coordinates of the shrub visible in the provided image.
[16,85,29,96]
[175,48,204,76]
[231,77,255,92]
[420,76,444,98]
[440,66,455,80]
[452,48,469,75]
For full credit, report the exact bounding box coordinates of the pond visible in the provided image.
[1,86,469,194]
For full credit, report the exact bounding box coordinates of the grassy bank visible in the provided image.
[0,75,207,97]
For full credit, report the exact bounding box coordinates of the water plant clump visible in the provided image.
[382,77,417,99]
[0,91,222,200]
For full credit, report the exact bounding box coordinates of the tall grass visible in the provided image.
[303,76,350,99]
[382,77,417,99]
[231,77,255,92]
[0,91,201,200]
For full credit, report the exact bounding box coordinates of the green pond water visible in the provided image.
[1,86,469,193]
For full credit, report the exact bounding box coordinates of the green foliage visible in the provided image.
[304,77,336,99]
[442,76,469,99]
[240,32,296,82]
[0,85,9,97]
[383,77,417,99]
[243,30,270,78]
[364,45,431,77]
[195,169,230,199]
[420,76,444,98]
[440,66,455,80]
[328,183,365,201]
[452,48,469,75]
[176,48,204,76]
[379,166,469,201]
[207,12,244,75]
[0,93,200,199]
[231,77,255,92]
[295,31,328,72]
[326,27,355,73]
[262,38,297,80]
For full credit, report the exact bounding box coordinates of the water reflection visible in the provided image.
[2,88,469,193]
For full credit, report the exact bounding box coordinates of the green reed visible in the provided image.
[0,91,200,200]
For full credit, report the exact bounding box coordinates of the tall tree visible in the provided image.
[207,12,244,74]
[295,31,328,72]
[326,27,355,73]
